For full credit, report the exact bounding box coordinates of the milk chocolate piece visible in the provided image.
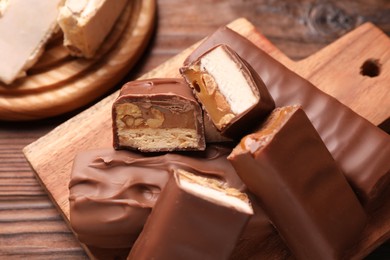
[69,146,247,249]
[228,106,367,260]
[127,169,253,260]
[112,78,205,152]
[184,27,390,205]
[180,44,275,139]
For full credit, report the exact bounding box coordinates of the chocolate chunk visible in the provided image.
[180,44,275,139]
[184,26,390,205]
[127,169,253,260]
[112,78,205,152]
[228,106,367,260]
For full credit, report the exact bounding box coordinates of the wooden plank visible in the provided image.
[24,18,390,259]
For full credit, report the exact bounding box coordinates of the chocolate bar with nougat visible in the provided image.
[127,169,253,260]
[112,78,205,152]
[183,26,390,206]
[180,44,275,139]
[228,106,367,260]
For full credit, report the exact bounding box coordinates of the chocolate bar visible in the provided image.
[112,78,205,152]
[184,26,390,205]
[228,106,367,260]
[127,169,253,259]
[180,44,275,139]
[69,146,250,249]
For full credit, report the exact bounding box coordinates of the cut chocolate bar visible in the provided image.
[180,44,275,139]
[69,146,247,249]
[184,27,390,206]
[228,106,367,260]
[127,169,253,260]
[112,78,205,152]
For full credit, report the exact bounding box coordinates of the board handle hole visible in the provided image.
[360,59,381,77]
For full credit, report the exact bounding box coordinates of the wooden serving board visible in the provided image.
[23,18,390,259]
[0,0,156,121]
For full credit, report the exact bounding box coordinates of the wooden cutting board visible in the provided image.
[0,0,156,121]
[23,18,390,259]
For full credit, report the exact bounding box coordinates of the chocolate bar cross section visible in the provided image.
[180,44,275,139]
[112,78,205,152]
[228,106,367,260]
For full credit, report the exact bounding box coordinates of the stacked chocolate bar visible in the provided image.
[69,26,390,259]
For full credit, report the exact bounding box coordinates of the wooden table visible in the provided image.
[1,0,389,258]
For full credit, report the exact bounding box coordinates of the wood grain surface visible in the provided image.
[1,0,390,259]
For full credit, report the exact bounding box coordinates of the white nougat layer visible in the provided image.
[179,173,253,214]
[0,0,62,84]
[58,0,127,58]
[200,46,258,114]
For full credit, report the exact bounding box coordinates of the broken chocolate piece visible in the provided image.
[180,44,275,139]
[127,169,253,260]
[184,26,390,206]
[228,106,367,260]
[112,78,205,152]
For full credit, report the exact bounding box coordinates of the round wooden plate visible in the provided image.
[0,0,156,121]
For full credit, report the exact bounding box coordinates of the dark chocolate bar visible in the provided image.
[127,169,253,260]
[228,106,367,260]
[184,26,390,205]
[112,78,205,152]
[180,44,275,139]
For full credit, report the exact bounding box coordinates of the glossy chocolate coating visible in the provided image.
[112,78,205,152]
[69,146,271,250]
[229,106,367,260]
[184,27,390,205]
[180,44,275,139]
[127,170,252,260]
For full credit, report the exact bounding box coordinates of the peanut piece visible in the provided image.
[219,113,235,128]
[134,118,144,126]
[146,108,164,128]
[201,73,217,95]
[116,103,142,118]
[123,115,135,127]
